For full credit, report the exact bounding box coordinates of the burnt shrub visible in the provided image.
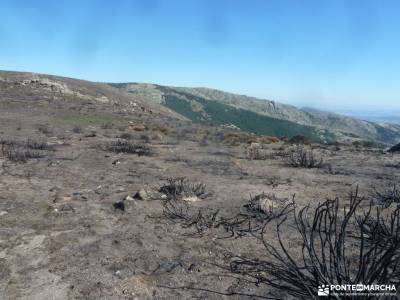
[161,191,294,239]
[26,138,54,151]
[2,146,43,162]
[162,200,219,236]
[284,145,323,168]
[229,189,400,299]
[372,183,400,207]
[106,139,150,156]
[159,177,207,200]
[0,138,20,147]
[0,138,52,162]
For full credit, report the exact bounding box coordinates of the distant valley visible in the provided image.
[337,110,400,125]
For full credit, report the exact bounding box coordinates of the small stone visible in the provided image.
[259,198,279,214]
[124,195,135,201]
[133,188,160,200]
[182,196,199,202]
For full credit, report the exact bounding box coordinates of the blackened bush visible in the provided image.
[229,190,400,299]
[107,139,150,156]
[3,147,43,162]
[0,138,52,162]
[26,138,54,151]
[372,183,400,207]
[284,145,323,168]
[162,199,219,236]
[0,138,20,147]
[159,177,207,200]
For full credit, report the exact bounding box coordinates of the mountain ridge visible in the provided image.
[1,70,399,145]
[110,82,400,144]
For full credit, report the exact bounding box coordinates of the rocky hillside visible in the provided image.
[0,71,183,120]
[111,83,400,145]
[1,71,398,145]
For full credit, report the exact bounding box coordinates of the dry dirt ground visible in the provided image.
[1,73,400,299]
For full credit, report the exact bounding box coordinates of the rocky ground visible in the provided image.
[1,72,399,299]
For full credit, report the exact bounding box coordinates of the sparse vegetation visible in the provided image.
[215,193,294,239]
[55,112,122,128]
[284,144,324,168]
[0,137,53,162]
[26,138,54,151]
[106,139,151,156]
[161,189,294,238]
[159,177,208,200]
[1,142,43,162]
[162,200,219,236]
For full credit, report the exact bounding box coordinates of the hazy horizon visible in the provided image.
[1,0,400,112]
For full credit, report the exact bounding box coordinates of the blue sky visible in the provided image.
[1,0,399,111]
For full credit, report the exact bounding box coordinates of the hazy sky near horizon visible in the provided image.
[1,0,399,111]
